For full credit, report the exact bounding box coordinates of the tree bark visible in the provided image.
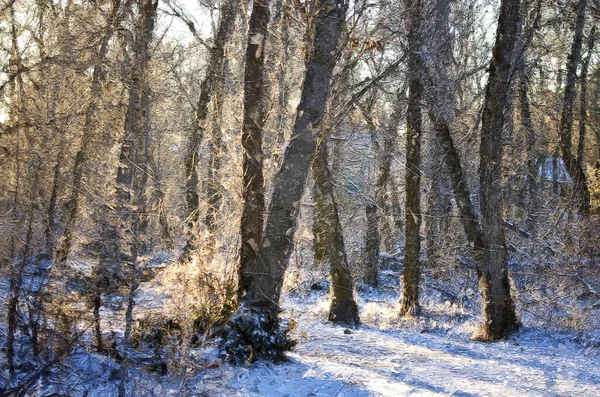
[55,0,123,266]
[313,141,359,324]
[559,0,590,214]
[182,0,239,256]
[238,0,269,300]
[115,0,157,344]
[576,26,596,175]
[239,0,349,310]
[476,0,520,340]
[399,0,423,317]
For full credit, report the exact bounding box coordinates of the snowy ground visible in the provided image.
[2,260,600,396]
[226,292,600,397]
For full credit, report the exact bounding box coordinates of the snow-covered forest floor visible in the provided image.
[2,255,600,397]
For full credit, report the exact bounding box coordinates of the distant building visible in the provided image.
[538,157,572,183]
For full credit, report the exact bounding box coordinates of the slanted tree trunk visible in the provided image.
[182,0,239,257]
[226,0,349,363]
[238,0,269,300]
[242,0,348,309]
[476,0,521,340]
[313,141,360,324]
[559,0,590,214]
[399,0,424,317]
[423,0,518,340]
[55,0,123,266]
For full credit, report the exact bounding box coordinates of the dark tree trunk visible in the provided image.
[422,0,518,340]
[400,0,424,317]
[225,0,349,363]
[239,0,348,309]
[576,26,596,174]
[517,0,542,232]
[55,0,123,266]
[365,202,379,286]
[559,0,590,214]
[238,0,270,300]
[313,142,359,325]
[425,132,452,269]
[182,0,239,257]
[476,0,521,340]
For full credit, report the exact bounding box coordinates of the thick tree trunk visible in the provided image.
[55,0,123,266]
[238,0,269,300]
[559,0,590,214]
[239,0,348,309]
[422,0,518,340]
[475,0,520,340]
[223,0,349,363]
[400,0,423,317]
[182,0,238,256]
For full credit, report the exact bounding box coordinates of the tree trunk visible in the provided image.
[576,26,596,175]
[182,0,239,257]
[475,0,520,340]
[55,0,123,266]
[313,142,359,325]
[518,0,542,232]
[239,0,348,309]
[559,0,590,214]
[117,0,157,344]
[399,0,423,317]
[422,0,518,340]
[238,0,269,300]
[364,202,379,286]
[425,132,452,269]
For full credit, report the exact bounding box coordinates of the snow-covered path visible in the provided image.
[225,296,600,397]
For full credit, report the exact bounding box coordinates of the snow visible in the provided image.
[3,258,600,396]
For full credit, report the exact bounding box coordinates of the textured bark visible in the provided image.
[364,202,379,286]
[559,0,590,214]
[518,72,538,230]
[116,0,157,344]
[239,0,349,310]
[55,0,123,266]
[238,0,270,300]
[476,0,520,340]
[576,27,596,174]
[425,132,452,269]
[313,142,359,324]
[182,0,239,256]
[399,0,423,317]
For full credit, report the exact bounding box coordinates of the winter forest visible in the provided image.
[1,0,600,395]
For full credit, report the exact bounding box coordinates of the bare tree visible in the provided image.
[238,0,270,300]
[399,0,424,317]
[54,0,124,266]
[559,0,591,214]
[182,0,239,256]
[226,0,349,362]
[475,0,521,339]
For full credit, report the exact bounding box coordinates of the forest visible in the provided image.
[1,0,600,395]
